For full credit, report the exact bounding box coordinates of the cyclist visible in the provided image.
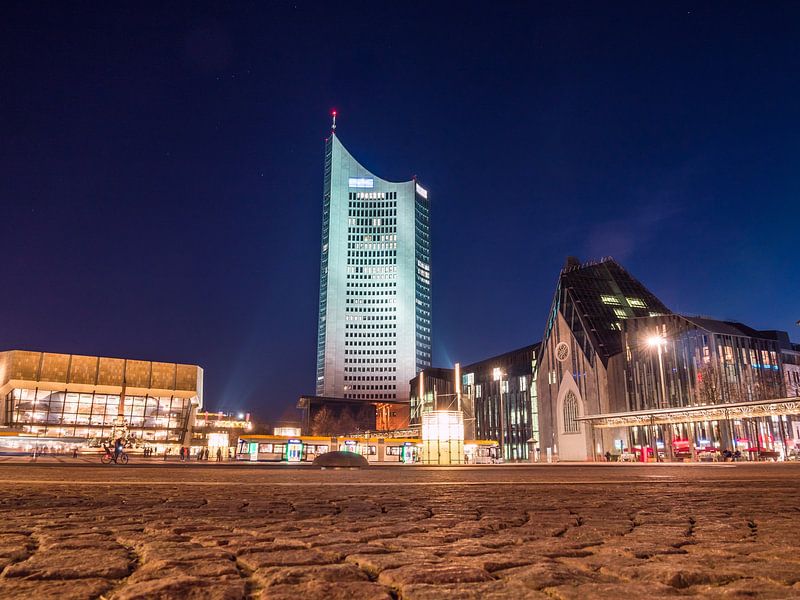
[113,437,124,463]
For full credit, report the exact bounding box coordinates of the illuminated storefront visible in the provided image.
[579,397,800,461]
[0,350,203,449]
[421,410,464,464]
[190,411,253,456]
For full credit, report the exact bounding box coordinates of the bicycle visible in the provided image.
[101,447,129,465]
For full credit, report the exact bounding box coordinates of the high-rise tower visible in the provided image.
[316,116,431,417]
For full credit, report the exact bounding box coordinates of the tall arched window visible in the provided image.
[563,391,580,434]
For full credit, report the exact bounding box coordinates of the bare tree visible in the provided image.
[310,407,336,436]
[697,364,722,405]
[355,404,376,432]
[335,409,357,435]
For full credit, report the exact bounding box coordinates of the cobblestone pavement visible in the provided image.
[1,463,800,599]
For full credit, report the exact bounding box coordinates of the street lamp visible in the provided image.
[646,334,668,408]
[647,333,669,462]
[493,367,506,461]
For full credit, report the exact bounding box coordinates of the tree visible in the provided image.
[355,404,376,432]
[335,409,357,435]
[310,407,336,436]
[697,364,722,405]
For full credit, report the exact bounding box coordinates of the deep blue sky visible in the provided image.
[2,2,798,420]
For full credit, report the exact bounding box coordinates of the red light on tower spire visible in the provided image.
[331,109,337,134]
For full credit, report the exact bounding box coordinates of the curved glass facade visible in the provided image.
[316,134,431,407]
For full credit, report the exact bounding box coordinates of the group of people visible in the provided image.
[142,446,155,457]
[721,449,744,461]
[176,447,226,462]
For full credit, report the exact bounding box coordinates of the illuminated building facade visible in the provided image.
[536,257,800,461]
[624,316,786,411]
[461,345,539,461]
[0,349,203,448]
[410,345,539,461]
[190,410,253,454]
[315,119,431,426]
[615,315,795,456]
[536,257,671,461]
[409,367,455,426]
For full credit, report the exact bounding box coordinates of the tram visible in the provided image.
[235,435,422,463]
[235,435,500,464]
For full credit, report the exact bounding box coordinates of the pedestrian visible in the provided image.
[604,451,612,462]
[204,448,209,461]
[72,448,78,459]
[216,448,222,462]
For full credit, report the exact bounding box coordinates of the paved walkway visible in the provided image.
[0,463,799,599]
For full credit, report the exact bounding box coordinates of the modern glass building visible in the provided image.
[612,315,793,458]
[535,257,800,462]
[316,123,431,421]
[0,349,203,449]
[461,345,539,461]
[409,345,539,461]
[536,257,671,461]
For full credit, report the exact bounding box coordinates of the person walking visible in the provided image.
[216,448,222,462]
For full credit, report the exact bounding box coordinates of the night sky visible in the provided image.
[2,2,798,421]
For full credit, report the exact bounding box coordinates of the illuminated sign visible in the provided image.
[415,183,428,198]
[207,433,229,447]
[349,177,374,188]
[344,440,357,446]
[288,439,302,444]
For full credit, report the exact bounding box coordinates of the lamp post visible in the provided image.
[647,334,669,462]
[493,367,506,461]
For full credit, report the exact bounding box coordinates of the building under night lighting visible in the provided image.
[0,349,203,450]
[315,117,431,429]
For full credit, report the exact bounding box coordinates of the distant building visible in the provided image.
[297,395,378,436]
[190,410,253,455]
[410,345,539,461]
[461,345,539,461]
[315,119,431,429]
[409,367,455,427]
[0,349,203,450]
[762,330,800,398]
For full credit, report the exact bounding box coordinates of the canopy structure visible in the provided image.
[577,397,800,429]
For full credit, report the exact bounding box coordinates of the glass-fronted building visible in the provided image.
[315,123,431,428]
[534,257,800,461]
[462,345,539,461]
[409,345,539,461]
[615,315,793,457]
[0,350,203,449]
[536,257,671,461]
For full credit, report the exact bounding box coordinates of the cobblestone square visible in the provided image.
[1,462,799,599]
